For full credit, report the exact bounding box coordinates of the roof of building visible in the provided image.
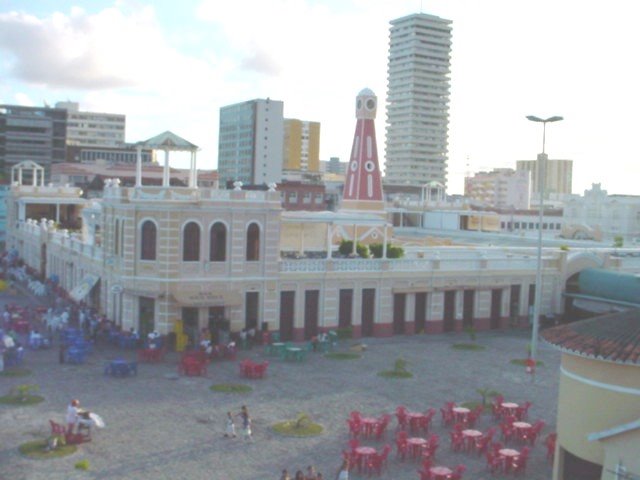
[577,268,640,305]
[588,417,640,442]
[541,309,640,365]
[138,131,198,151]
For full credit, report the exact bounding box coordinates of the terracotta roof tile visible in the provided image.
[541,309,640,364]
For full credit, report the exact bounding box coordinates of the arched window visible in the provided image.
[209,222,227,261]
[246,222,260,261]
[140,220,157,260]
[183,222,201,261]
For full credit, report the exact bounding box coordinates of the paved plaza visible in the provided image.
[0,289,559,480]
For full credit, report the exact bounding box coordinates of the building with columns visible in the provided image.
[6,94,640,345]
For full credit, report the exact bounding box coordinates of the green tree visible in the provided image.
[613,235,624,248]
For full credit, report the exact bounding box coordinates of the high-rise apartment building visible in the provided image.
[464,168,531,210]
[384,13,452,189]
[218,98,284,186]
[516,158,573,197]
[55,101,125,148]
[283,119,320,172]
[0,104,67,178]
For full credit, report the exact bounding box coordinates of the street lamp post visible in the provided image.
[526,115,563,367]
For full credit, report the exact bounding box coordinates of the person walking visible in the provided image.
[238,405,253,442]
[224,411,236,438]
[335,459,350,480]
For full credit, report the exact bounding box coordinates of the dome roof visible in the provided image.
[358,88,375,97]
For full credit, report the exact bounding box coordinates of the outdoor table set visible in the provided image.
[137,347,165,362]
[178,351,208,376]
[104,358,138,377]
[238,359,269,379]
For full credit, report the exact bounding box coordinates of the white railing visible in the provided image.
[279,251,562,274]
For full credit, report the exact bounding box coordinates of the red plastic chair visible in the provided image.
[421,408,437,433]
[374,418,390,440]
[396,405,408,430]
[49,420,66,436]
[368,444,391,475]
[514,401,532,421]
[348,436,360,448]
[447,464,467,480]
[252,361,269,379]
[545,433,557,462]
[449,431,464,452]
[510,446,531,475]
[500,422,514,442]
[440,407,454,426]
[474,435,491,455]
[485,450,503,474]
[347,418,362,438]
[395,438,408,460]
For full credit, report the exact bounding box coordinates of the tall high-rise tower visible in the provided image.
[341,88,384,214]
[283,119,320,172]
[218,98,284,187]
[384,13,452,189]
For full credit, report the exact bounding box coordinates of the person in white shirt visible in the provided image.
[66,399,93,434]
[66,399,81,434]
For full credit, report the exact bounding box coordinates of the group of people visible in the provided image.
[280,466,323,480]
[280,459,349,480]
[224,405,253,441]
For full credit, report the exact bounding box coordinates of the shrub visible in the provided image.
[377,357,413,378]
[369,243,405,258]
[338,240,369,258]
[335,326,353,339]
[272,413,323,437]
[387,245,404,258]
[475,387,501,407]
[11,384,39,402]
[464,325,477,341]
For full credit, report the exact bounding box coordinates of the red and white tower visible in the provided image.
[340,88,385,214]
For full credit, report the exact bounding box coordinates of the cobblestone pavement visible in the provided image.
[0,289,559,480]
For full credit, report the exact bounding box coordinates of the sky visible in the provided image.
[1,0,639,195]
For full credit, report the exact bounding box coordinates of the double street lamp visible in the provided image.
[526,115,563,366]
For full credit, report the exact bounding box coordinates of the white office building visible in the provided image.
[384,13,452,189]
[465,168,531,210]
[217,98,284,187]
[55,101,125,148]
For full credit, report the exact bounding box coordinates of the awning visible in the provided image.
[69,274,100,302]
[172,285,242,307]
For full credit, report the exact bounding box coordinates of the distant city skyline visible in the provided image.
[1,0,639,195]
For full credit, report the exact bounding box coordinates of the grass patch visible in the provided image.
[510,359,544,367]
[19,439,77,459]
[75,459,90,470]
[272,414,324,437]
[0,394,45,406]
[377,370,413,379]
[210,384,253,394]
[0,368,31,377]
[451,343,486,351]
[324,352,361,360]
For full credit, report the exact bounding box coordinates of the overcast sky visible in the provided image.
[1,0,639,195]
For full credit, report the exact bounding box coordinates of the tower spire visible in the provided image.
[340,88,385,214]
